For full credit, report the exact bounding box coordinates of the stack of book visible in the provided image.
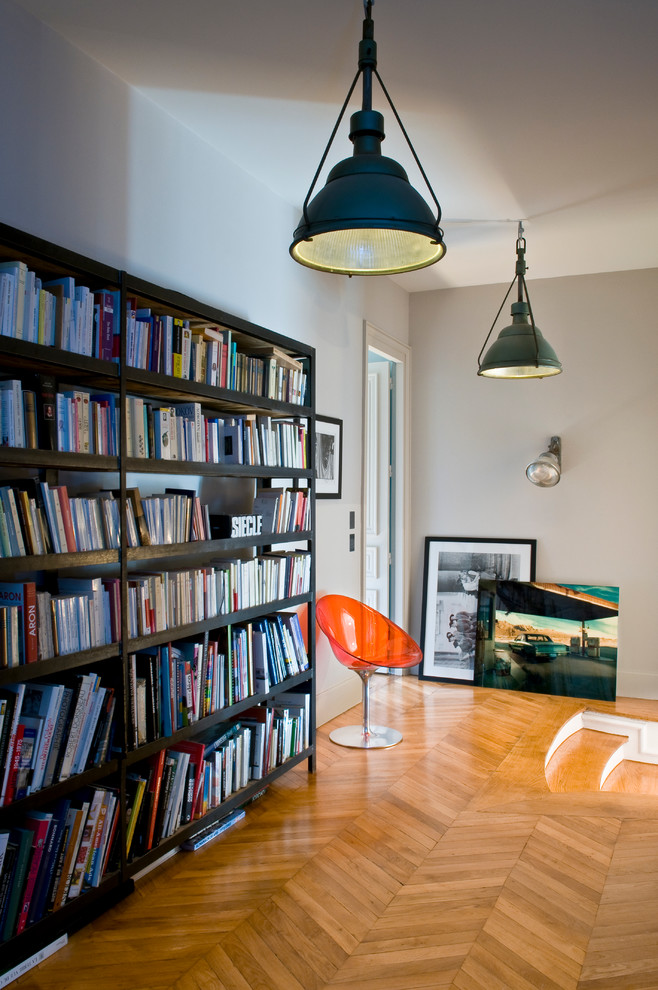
[0,674,117,806]
[124,311,308,407]
[0,261,119,360]
[0,784,120,941]
[0,482,121,558]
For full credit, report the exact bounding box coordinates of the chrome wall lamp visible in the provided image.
[526,436,562,487]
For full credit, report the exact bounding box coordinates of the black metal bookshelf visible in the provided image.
[0,222,316,974]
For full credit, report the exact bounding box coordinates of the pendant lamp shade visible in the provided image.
[477,224,563,379]
[478,302,563,379]
[290,5,446,276]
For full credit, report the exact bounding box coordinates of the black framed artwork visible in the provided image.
[314,415,343,499]
[419,536,536,683]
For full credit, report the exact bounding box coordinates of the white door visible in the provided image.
[365,356,391,613]
[362,323,411,629]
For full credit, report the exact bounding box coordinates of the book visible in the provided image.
[0,379,25,448]
[27,798,70,926]
[22,389,38,448]
[15,811,52,935]
[41,687,74,789]
[52,800,89,909]
[0,683,25,805]
[57,674,98,781]
[67,789,104,899]
[0,827,32,941]
[0,487,26,557]
[125,773,146,859]
[0,261,27,339]
[180,809,245,851]
[125,488,150,546]
[144,749,166,852]
[167,739,205,832]
[0,581,36,666]
[94,289,115,362]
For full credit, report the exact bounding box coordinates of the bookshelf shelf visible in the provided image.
[124,457,312,479]
[0,221,316,970]
[0,644,120,686]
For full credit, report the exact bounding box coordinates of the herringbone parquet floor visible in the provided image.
[13,679,658,990]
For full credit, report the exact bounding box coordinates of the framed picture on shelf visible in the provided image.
[419,536,536,683]
[314,415,342,499]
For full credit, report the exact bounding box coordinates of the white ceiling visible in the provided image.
[12,0,658,292]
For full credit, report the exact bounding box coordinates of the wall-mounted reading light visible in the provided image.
[526,436,561,487]
[290,0,446,276]
[478,223,562,379]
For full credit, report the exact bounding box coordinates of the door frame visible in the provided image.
[362,321,412,628]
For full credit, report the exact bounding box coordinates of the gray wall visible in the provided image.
[410,268,658,697]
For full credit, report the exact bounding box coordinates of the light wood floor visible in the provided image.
[13,679,658,990]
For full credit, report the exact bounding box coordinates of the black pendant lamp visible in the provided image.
[477,223,562,379]
[290,1,446,276]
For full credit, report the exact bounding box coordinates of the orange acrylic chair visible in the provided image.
[316,594,422,748]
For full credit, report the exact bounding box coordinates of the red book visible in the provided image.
[15,812,52,934]
[168,739,205,824]
[0,581,37,664]
[52,487,77,552]
[146,749,166,851]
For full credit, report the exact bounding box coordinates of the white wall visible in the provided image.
[410,268,658,698]
[0,0,410,725]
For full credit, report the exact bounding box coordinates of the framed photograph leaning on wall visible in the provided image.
[314,415,343,499]
[419,537,536,683]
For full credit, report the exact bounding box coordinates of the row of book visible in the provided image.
[0,378,119,455]
[126,398,308,469]
[0,260,118,360]
[0,261,310,405]
[55,388,118,456]
[126,691,310,860]
[0,551,309,667]
[125,552,310,640]
[0,479,310,559]
[136,488,211,546]
[252,487,311,534]
[0,482,215,559]
[0,374,309,469]
[0,481,118,558]
[126,304,307,406]
[1,578,119,668]
[0,785,120,942]
[0,673,117,806]
[225,550,312,611]
[128,612,309,747]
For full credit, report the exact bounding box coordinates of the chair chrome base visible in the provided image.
[329,724,403,749]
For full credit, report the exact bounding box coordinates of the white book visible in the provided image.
[0,380,24,448]
[58,674,97,781]
[0,261,27,338]
[71,685,106,775]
